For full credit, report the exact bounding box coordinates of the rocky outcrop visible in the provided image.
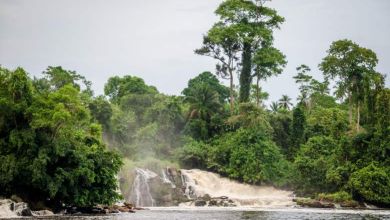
[32,210,54,216]
[183,194,237,207]
[294,198,365,209]
[294,198,336,208]
[65,202,137,215]
[123,167,189,207]
[0,199,32,218]
[121,168,295,208]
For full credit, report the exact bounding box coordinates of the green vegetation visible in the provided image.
[0,67,122,209]
[0,0,389,210]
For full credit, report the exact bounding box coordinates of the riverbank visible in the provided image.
[0,199,139,219]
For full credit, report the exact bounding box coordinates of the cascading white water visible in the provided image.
[129,168,158,207]
[180,169,295,207]
[161,168,176,189]
[127,168,294,208]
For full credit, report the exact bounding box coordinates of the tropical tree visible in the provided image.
[319,39,380,131]
[294,64,330,110]
[104,75,158,104]
[196,0,285,106]
[0,67,122,208]
[184,84,222,121]
[195,28,240,113]
[183,83,223,140]
[252,46,287,105]
[182,72,230,104]
[250,84,269,107]
[290,105,306,158]
[270,101,279,112]
[278,95,292,110]
[43,66,92,93]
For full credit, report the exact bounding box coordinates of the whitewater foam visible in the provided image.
[180,169,294,207]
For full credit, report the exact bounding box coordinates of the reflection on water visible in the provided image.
[10,208,389,220]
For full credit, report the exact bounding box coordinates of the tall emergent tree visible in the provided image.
[319,39,381,131]
[196,0,284,109]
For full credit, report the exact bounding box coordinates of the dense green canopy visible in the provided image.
[0,67,122,208]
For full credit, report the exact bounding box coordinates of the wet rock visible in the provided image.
[202,194,211,201]
[295,198,335,208]
[110,209,120,213]
[194,200,207,207]
[208,200,218,206]
[32,210,54,216]
[167,167,178,177]
[11,201,32,216]
[340,200,360,208]
[117,207,130,212]
[124,202,134,209]
[10,195,23,203]
[133,207,148,210]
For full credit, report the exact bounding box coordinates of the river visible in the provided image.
[5,208,388,220]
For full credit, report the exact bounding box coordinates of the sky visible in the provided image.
[1,0,389,104]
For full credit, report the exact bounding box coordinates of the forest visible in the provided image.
[0,0,389,210]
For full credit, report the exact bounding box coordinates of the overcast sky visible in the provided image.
[1,0,389,103]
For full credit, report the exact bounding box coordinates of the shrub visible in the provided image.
[317,191,353,203]
[349,163,390,206]
[176,138,208,169]
[208,127,289,186]
[294,136,338,194]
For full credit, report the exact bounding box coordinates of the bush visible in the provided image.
[294,136,338,195]
[207,127,290,186]
[317,191,352,203]
[0,68,122,208]
[176,138,208,169]
[349,163,390,206]
[306,107,348,139]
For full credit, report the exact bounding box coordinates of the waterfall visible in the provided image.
[129,168,158,207]
[180,169,294,207]
[181,171,197,199]
[161,168,176,189]
[126,168,294,208]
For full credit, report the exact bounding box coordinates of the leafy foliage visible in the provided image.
[294,136,338,195]
[207,127,290,185]
[349,164,390,206]
[0,67,122,208]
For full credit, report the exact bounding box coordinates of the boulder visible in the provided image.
[208,200,218,206]
[295,198,335,208]
[340,200,360,208]
[202,194,211,201]
[124,202,134,209]
[10,195,23,203]
[11,202,32,216]
[32,210,54,216]
[194,200,207,207]
[117,207,130,213]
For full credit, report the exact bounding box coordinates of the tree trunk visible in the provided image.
[256,76,260,107]
[229,71,234,114]
[239,42,252,103]
[357,101,360,132]
[348,93,353,127]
